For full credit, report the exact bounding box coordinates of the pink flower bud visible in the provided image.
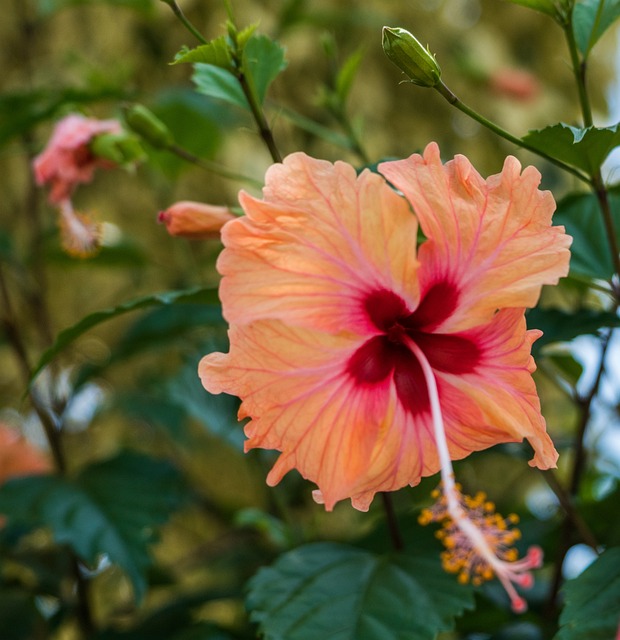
[33,114,122,204]
[158,201,236,239]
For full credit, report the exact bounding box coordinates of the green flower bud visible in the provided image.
[382,27,441,88]
[123,104,174,149]
[90,132,145,165]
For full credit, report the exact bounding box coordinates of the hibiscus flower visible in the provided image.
[199,142,571,513]
[33,114,122,205]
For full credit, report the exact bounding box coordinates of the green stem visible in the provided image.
[164,0,282,164]
[381,492,405,552]
[166,143,263,188]
[564,26,593,127]
[434,81,591,185]
[165,0,208,45]
[563,21,620,283]
[236,70,282,163]
[592,176,620,283]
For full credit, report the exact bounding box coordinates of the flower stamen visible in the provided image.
[403,335,542,613]
[58,199,101,258]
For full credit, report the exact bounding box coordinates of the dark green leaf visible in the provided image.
[528,307,620,353]
[0,452,187,602]
[553,189,620,279]
[555,547,620,639]
[165,350,245,450]
[30,287,218,381]
[573,0,620,56]
[545,352,584,387]
[173,38,232,69]
[115,303,224,358]
[192,64,248,110]
[242,34,288,104]
[523,123,620,175]
[0,590,46,640]
[247,542,474,640]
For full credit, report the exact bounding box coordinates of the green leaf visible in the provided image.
[192,64,248,110]
[242,34,288,104]
[528,307,620,353]
[0,452,187,603]
[545,351,584,387]
[335,47,365,104]
[247,542,474,640]
[553,189,620,279]
[573,0,620,56]
[555,547,620,639]
[173,37,232,70]
[30,287,218,381]
[523,123,620,175]
[505,0,567,19]
[165,349,245,450]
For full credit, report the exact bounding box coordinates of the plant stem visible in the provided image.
[165,0,208,45]
[236,70,282,163]
[164,0,282,164]
[166,143,264,188]
[380,492,404,552]
[592,176,620,284]
[540,469,599,551]
[434,81,591,185]
[564,27,593,127]
[563,23,620,282]
[546,323,612,611]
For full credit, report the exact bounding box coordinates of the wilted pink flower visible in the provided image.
[158,201,236,239]
[33,114,122,204]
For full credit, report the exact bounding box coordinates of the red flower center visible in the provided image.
[347,283,480,415]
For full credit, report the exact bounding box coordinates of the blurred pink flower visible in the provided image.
[33,114,122,204]
[158,201,236,239]
[200,143,571,512]
[0,425,51,486]
[489,68,540,102]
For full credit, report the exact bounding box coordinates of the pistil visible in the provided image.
[402,335,542,613]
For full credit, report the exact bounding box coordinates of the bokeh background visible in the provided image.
[1,0,619,638]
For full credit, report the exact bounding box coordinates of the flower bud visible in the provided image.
[90,132,145,165]
[124,104,174,149]
[158,201,236,239]
[382,27,441,88]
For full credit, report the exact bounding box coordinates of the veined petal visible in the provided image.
[379,142,571,331]
[217,153,420,333]
[437,308,558,469]
[200,320,440,511]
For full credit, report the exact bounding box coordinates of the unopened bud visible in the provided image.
[158,201,236,239]
[124,105,174,149]
[90,132,145,165]
[382,27,441,88]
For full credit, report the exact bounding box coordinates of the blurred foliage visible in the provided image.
[1,0,620,638]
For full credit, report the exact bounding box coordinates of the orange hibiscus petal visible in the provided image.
[200,321,446,511]
[217,153,419,334]
[438,308,558,469]
[379,142,571,331]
